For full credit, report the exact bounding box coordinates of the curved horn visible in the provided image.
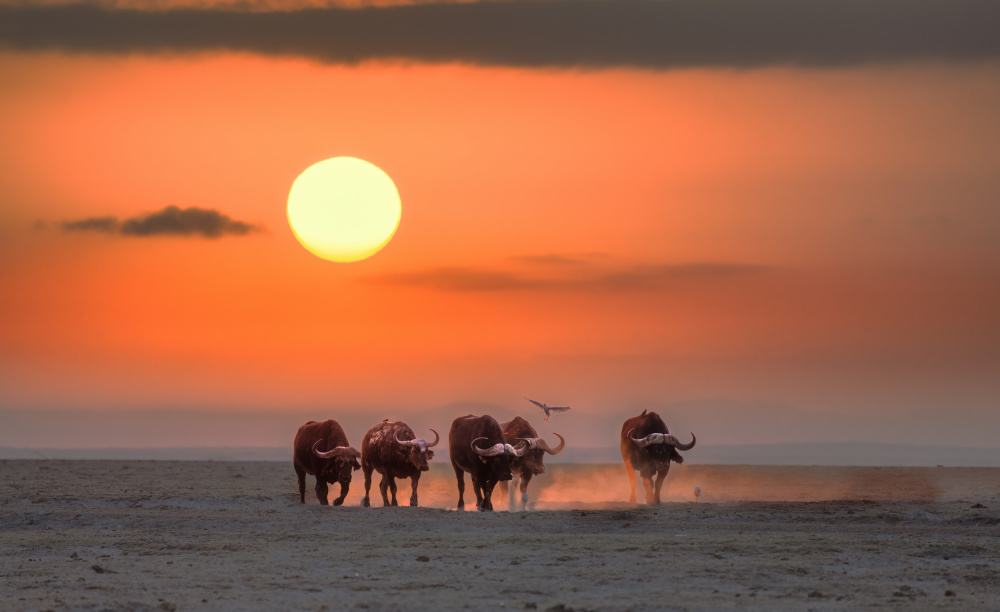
[511,440,530,457]
[472,437,507,457]
[629,429,665,447]
[427,428,440,448]
[313,440,361,459]
[395,434,416,447]
[516,437,542,450]
[538,433,565,455]
[664,432,696,451]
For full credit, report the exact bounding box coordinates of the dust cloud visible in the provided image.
[351,463,998,509]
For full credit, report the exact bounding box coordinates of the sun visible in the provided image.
[287,157,401,262]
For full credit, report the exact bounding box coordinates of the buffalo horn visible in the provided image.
[665,432,696,451]
[395,434,417,447]
[540,433,566,455]
[629,429,663,447]
[472,437,508,457]
[517,433,566,455]
[313,440,361,459]
[427,428,440,448]
[629,428,697,451]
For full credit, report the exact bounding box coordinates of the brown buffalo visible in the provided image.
[498,416,565,510]
[449,414,528,512]
[293,419,361,505]
[360,419,439,507]
[620,410,696,504]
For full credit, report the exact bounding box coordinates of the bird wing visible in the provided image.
[523,396,546,409]
[547,406,572,413]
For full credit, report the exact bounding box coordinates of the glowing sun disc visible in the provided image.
[287,157,401,262]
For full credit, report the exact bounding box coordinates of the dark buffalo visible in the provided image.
[498,416,565,510]
[620,410,696,505]
[449,414,528,512]
[360,419,440,507]
[293,419,361,506]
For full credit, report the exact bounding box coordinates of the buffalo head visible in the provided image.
[515,433,565,475]
[629,429,696,467]
[472,437,528,482]
[395,428,440,472]
[313,440,362,483]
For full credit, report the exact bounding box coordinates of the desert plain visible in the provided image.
[2,460,999,611]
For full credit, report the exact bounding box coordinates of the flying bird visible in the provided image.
[522,396,572,422]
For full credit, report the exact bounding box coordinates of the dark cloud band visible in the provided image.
[1,0,998,69]
[365,261,769,292]
[62,206,261,238]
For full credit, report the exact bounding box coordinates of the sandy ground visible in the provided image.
[2,460,999,611]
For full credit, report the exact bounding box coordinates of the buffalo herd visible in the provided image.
[293,410,695,511]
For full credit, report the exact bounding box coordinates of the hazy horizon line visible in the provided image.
[4,442,999,467]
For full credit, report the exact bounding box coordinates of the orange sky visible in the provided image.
[1,39,999,451]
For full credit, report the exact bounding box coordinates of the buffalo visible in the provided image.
[620,410,696,505]
[360,419,439,507]
[449,414,528,512]
[293,419,361,505]
[498,416,565,510]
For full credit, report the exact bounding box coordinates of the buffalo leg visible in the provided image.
[295,465,307,504]
[315,479,329,506]
[388,477,399,506]
[453,462,466,511]
[622,443,638,503]
[499,478,513,511]
[624,461,638,503]
[481,478,496,512]
[471,474,485,511]
[519,473,533,510]
[653,467,669,504]
[409,473,420,507]
[378,474,391,506]
[332,480,349,506]
[361,463,374,507]
[640,470,656,505]
[483,479,497,512]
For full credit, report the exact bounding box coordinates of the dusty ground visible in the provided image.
[2,460,999,611]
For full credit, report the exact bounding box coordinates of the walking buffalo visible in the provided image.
[293,419,361,505]
[620,410,696,504]
[449,414,528,512]
[360,419,439,507]
[498,416,565,510]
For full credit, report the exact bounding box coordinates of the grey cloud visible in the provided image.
[1,0,998,69]
[61,206,261,238]
[370,267,551,291]
[120,205,259,237]
[62,216,119,233]
[596,263,770,290]
[365,261,769,292]
[509,253,593,266]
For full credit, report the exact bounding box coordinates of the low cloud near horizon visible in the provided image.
[1,0,998,69]
[364,261,770,292]
[61,206,262,238]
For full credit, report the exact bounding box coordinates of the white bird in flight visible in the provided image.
[523,396,572,422]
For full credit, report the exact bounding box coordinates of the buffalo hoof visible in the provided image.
[361,498,370,507]
[333,498,344,506]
